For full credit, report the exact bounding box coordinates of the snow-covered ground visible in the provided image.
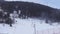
[0,18,60,34]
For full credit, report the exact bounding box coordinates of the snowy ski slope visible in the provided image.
[0,18,60,34]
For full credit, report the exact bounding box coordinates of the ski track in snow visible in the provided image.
[0,18,60,34]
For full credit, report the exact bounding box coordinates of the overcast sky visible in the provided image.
[5,0,60,9]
